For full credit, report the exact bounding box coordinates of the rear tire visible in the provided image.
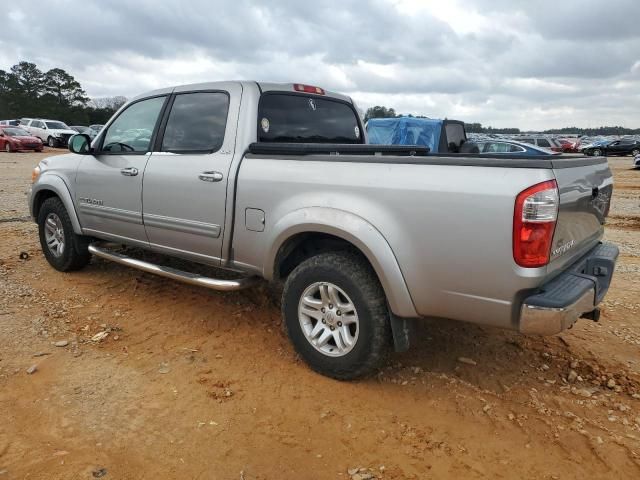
[592,148,602,157]
[37,197,91,272]
[282,251,391,380]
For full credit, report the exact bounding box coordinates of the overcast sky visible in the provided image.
[1,0,639,130]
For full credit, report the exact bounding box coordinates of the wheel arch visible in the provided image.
[31,175,83,234]
[266,207,418,318]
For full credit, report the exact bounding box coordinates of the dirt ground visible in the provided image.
[0,149,639,480]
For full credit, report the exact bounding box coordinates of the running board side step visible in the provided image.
[88,244,258,291]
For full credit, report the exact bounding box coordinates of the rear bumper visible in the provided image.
[519,242,618,335]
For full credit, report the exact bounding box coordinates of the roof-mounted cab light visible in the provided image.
[293,84,325,95]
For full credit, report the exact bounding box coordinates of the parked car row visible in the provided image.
[0,119,104,150]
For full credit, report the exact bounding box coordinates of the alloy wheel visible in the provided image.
[298,282,359,357]
[43,213,65,257]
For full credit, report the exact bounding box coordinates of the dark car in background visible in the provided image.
[460,139,560,156]
[583,138,640,157]
[0,126,43,152]
[89,124,104,134]
[70,125,98,140]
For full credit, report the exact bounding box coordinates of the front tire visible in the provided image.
[631,148,640,157]
[4,142,11,153]
[37,197,91,272]
[47,136,56,148]
[282,251,391,380]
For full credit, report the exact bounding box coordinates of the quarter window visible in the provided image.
[161,92,229,153]
[101,96,166,153]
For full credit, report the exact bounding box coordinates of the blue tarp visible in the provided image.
[366,117,442,153]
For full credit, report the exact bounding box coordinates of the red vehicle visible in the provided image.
[0,126,43,152]
[556,138,577,153]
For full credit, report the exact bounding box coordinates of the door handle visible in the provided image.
[120,167,139,176]
[198,171,223,182]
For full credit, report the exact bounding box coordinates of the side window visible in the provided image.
[509,144,526,153]
[32,121,42,129]
[537,138,551,148]
[161,92,229,153]
[101,96,166,153]
[485,142,510,153]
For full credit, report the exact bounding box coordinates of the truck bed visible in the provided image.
[233,149,612,330]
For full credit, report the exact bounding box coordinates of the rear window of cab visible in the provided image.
[258,93,363,144]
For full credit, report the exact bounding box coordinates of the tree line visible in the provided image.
[364,105,640,135]
[0,61,126,125]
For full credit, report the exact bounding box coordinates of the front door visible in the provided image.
[142,85,241,264]
[76,95,168,246]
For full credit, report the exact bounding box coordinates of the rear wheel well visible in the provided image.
[33,190,59,220]
[274,233,374,282]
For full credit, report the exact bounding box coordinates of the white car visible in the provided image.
[634,154,640,168]
[22,119,78,148]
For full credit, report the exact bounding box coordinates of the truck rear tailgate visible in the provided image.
[547,157,613,274]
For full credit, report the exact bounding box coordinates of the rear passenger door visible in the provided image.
[607,141,622,154]
[142,84,241,264]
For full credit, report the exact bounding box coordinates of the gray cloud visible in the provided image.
[1,0,640,129]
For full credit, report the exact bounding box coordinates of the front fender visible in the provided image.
[30,173,83,235]
[265,207,418,318]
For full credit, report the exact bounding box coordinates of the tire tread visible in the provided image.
[38,197,91,272]
[282,251,390,380]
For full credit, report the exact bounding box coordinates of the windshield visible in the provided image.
[258,93,363,144]
[3,127,30,136]
[45,121,70,130]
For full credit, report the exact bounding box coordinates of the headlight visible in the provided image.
[53,133,61,137]
[31,166,41,183]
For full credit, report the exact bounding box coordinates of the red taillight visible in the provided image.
[513,180,559,268]
[293,84,325,95]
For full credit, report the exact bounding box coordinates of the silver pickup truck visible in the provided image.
[29,81,618,379]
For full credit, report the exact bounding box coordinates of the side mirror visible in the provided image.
[69,134,92,154]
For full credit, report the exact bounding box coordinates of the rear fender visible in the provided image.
[265,207,418,318]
